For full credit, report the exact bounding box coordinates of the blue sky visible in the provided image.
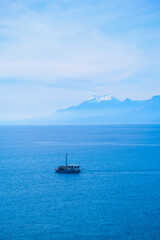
[0,0,160,120]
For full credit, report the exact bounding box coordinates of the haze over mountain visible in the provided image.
[1,95,160,125]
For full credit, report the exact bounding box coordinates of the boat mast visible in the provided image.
[65,153,68,166]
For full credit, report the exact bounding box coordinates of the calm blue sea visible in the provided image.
[0,125,160,240]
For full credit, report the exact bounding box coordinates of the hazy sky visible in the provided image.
[0,0,160,120]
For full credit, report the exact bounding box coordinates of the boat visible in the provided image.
[55,153,80,173]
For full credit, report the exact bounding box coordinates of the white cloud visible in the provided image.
[0,0,143,88]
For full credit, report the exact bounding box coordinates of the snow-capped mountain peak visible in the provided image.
[87,95,112,102]
[97,95,112,102]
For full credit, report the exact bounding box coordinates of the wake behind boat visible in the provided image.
[55,153,80,173]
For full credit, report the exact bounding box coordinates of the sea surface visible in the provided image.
[0,125,160,240]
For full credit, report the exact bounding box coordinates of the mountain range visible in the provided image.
[51,95,160,124]
[1,95,160,124]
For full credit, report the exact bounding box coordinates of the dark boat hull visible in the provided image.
[55,169,80,173]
